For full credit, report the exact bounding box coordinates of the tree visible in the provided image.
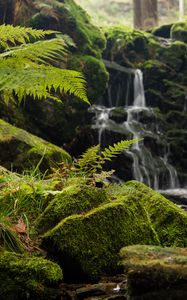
[179,0,184,20]
[0,0,33,25]
[133,0,158,30]
[0,24,89,104]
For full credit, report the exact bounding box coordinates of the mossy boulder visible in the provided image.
[120,245,187,300]
[171,21,187,43]
[0,119,71,172]
[68,55,109,100]
[0,251,62,300]
[42,196,159,281]
[34,182,108,235]
[30,0,106,58]
[121,181,187,247]
[104,26,160,66]
[156,41,187,71]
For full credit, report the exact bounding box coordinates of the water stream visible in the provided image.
[89,68,180,190]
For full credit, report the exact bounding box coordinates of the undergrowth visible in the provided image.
[0,138,139,252]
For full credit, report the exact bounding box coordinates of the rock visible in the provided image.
[0,119,71,172]
[67,55,109,100]
[120,245,187,300]
[76,283,118,299]
[0,251,63,300]
[41,196,159,281]
[60,277,127,300]
[171,21,187,43]
[29,0,106,58]
[152,23,173,38]
[34,181,108,235]
[158,188,187,206]
[121,181,187,247]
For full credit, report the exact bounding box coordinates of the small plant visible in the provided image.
[76,138,140,176]
[52,138,141,186]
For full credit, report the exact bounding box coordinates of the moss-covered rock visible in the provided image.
[0,251,62,300]
[120,245,187,300]
[30,0,106,58]
[104,26,160,66]
[42,196,159,281]
[0,119,71,172]
[119,181,187,247]
[67,55,109,100]
[34,182,108,235]
[171,21,187,43]
[156,41,187,71]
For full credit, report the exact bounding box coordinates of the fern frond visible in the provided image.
[0,24,55,49]
[0,65,89,103]
[101,139,141,162]
[76,145,102,174]
[1,38,68,64]
[76,139,141,175]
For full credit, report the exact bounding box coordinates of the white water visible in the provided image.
[89,69,180,190]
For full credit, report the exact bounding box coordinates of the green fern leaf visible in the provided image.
[1,38,68,64]
[0,25,89,104]
[0,24,55,49]
[76,139,142,176]
[101,139,141,162]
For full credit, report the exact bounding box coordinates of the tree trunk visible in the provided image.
[0,0,17,25]
[133,0,158,30]
[179,0,184,20]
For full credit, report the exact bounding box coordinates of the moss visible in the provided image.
[120,245,187,299]
[42,196,159,281]
[171,21,187,43]
[120,181,187,247]
[0,251,62,299]
[34,183,108,235]
[156,41,187,71]
[0,119,71,172]
[67,55,109,100]
[30,0,106,58]
[104,26,159,65]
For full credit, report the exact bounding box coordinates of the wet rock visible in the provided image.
[120,245,187,300]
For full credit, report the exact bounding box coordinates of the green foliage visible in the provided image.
[0,24,54,49]
[0,165,59,252]
[0,215,25,253]
[0,24,89,104]
[76,139,140,176]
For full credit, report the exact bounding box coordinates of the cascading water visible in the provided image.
[89,67,180,190]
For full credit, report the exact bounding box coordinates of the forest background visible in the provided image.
[76,0,187,27]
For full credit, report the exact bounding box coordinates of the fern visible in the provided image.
[1,38,67,64]
[76,138,141,175]
[0,24,89,104]
[0,24,55,49]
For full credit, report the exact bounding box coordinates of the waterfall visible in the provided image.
[133,69,146,107]
[89,68,180,190]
